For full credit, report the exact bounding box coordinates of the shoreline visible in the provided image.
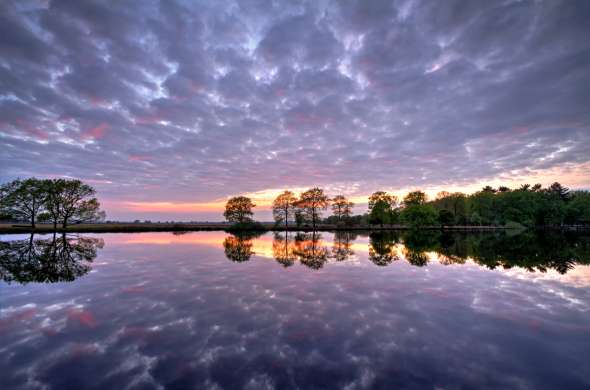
[2,222,586,235]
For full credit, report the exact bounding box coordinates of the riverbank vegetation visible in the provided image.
[225,182,590,230]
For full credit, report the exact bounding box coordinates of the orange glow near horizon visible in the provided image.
[103,162,590,215]
[102,232,590,287]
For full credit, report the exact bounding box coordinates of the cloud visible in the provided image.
[1,0,589,219]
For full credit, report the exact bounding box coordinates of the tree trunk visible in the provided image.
[31,214,35,229]
[62,217,68,229]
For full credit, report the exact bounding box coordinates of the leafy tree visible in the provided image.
[368,199,391,228]
[368,191,397,210]
[54,179,105,228]
[272,190,297,229]
[224,196,255,223]
[438,209,454,225]
[368,191,397,228]
[566,191,590,225]
[547,182,570,201]
[297,188,329,229]
[331,195,354,223]
[401,204,438,228]
[0,178,47,228]
[403,191,427,207]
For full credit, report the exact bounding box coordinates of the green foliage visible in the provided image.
[368,199,391,227]
[438,209,454,225]
[0,178,104,229]
[403,191,427,207]
[401,204,438,228]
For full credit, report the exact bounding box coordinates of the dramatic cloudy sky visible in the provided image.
[1,0,589,220]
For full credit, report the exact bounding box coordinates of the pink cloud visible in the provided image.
[83,123,109,140]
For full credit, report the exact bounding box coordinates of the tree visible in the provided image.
[369,191,397,210]
[401,204,438,228]
[272,191,298,229]
[331,195,354,223]
[368,199,391,228]
[297,188,329,229]
[403,191,427,207]
[547,182,570,201]
[54,179,105,228]
[224,196,255,223]
[368,191,397,228]
[0,178,47,228]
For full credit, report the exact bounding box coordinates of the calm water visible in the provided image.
[1,230,590,389]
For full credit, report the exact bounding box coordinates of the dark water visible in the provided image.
[1,230,590,390]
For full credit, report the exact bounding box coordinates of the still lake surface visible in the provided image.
[1,230,590,389]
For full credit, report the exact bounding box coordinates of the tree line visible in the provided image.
[0,178,105,229]
[224,182,590,229]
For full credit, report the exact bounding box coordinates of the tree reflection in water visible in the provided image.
[228,229,590,273]
[272,231,297,267]
[0,233,104,284]
[332,231,356,261]
[222,231,264,262]
[368,231,400,266]
[293,232,329,270]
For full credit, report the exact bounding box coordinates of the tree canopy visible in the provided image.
[223,196,255,223]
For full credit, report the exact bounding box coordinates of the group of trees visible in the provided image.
[225,187,350,229]
[0,178,106,229]
[431,182,590,227]
[224,182,589,229]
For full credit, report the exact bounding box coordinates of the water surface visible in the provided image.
[1,231,590,389]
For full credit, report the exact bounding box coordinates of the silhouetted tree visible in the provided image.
[41,178,105,229]
[297,188,329,229]
[272,190,298,229]
[403,191,427,207]
[224,196,255,223]
[331,195,354,224]
[0,178,47,228]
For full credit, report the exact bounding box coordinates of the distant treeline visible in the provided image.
[225,182,590,229]
[0,178,105,229]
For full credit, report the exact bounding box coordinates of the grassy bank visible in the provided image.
[0,222,521,234]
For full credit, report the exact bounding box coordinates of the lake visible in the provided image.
[1,230,590,389]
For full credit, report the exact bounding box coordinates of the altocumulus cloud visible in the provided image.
[1,0,589,219]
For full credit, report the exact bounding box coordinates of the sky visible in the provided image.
[1,0,589,221]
